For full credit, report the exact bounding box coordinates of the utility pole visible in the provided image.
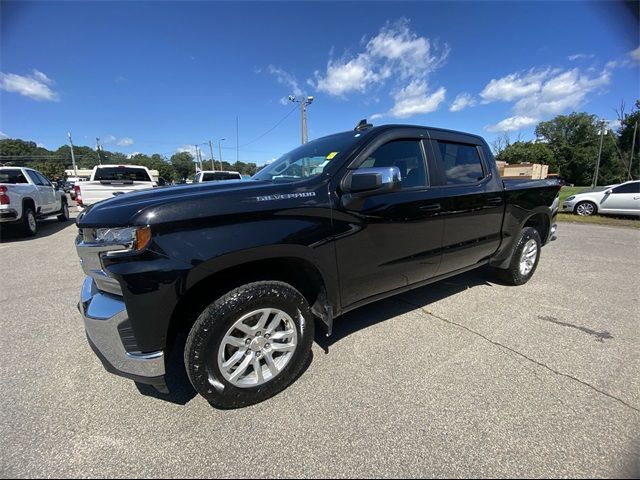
[208,140,216,171]
[288,95,314,144]
[592,120,606,188]
[218,138,225,170]
[628,121,638,180]
[68,132,77,177]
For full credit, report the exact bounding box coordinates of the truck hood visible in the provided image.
[76,179,321,227]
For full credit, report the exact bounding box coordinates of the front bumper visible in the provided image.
[79,276,167,390]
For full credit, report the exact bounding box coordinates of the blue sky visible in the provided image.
[1,1,638,165]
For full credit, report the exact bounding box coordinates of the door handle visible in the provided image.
[634,196,640,200]
[487,197,503,205]
[419,203,441,212]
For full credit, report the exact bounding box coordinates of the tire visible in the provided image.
[21,207,37,237]
[185,281,314,409]
[495,227,542,286]
[575,201,597,216]
[57,200,70,222]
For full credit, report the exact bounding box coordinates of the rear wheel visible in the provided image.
[575,201,597,216]
[21,207,37,237]
[184,281,314,409]
[57,200,70,222]
[495,227,541,286]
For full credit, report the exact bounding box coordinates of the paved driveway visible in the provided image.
[0,218,638,478]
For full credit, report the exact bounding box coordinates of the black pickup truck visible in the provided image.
[76,122,560,408]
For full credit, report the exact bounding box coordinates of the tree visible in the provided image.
[29,161,67,180]
[490,132,523,156]
[170,152,195,181]
[535,112,626,186]
[495,141,557,173]
[617,99,640,179]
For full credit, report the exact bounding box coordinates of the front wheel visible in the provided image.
[495,227,542,286]
[575,201,597,216]
[185,281,314,409]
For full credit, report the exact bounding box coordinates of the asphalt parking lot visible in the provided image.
[0,212,639,478]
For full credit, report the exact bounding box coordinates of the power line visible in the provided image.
[238,105,298,148]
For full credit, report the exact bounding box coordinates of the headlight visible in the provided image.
[94,226,152,252]
[565,196,576,202]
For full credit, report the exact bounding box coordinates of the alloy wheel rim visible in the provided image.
[577,203,594,216]
[217,308,298,389]
[519,239,538,276]
[28,212,36,232]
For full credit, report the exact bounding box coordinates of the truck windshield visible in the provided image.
[94,167,152,182]
[252,131,363,182]
[0,169,29,184]
[202,172,242,182]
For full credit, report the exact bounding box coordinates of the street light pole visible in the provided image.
[68,132,77,177]
[209,140,216,171]
[288,95,314,144]
[218,138,225,170]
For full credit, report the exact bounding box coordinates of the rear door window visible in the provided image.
[26,170,45,185]
[94,167,152,182]
[436,141,485,185]
[35,172,52,186]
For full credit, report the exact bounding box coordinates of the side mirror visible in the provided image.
[342,167,402,196]
[605,189,613,195]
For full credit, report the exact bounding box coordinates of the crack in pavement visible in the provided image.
[396,298,640,415]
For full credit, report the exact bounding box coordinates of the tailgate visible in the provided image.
[79,181,155,205]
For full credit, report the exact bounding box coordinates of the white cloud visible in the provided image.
[450,92,476,112]
[568,53,594,61]
[101,135,117,145]
[630,46,640,62]
[0,131,8,139]
[314,53,382,96]
[117,137,134,147]
[36,143,47,149]
[512,68,610,118]
[177,145,203,159]
[390,82,446,118]
[486,116,539,133]
[311,18,448,105]
[370,113,384,120]
[267,65,302,96]
[483,66,611,133]
[607,119,622,130]
[126,152,142,159]
[480,69,551,103]
[0,69,59,101]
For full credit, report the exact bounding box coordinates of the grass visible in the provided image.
[557,186,640,229]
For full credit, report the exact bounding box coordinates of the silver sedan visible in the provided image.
[562,180,640,216]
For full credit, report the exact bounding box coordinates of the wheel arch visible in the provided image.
[165,253,334,355]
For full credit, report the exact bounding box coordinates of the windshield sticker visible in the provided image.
[326,151,338,160]
[256,192,316,202]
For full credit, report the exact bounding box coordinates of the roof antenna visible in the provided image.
[354,119,373,132]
